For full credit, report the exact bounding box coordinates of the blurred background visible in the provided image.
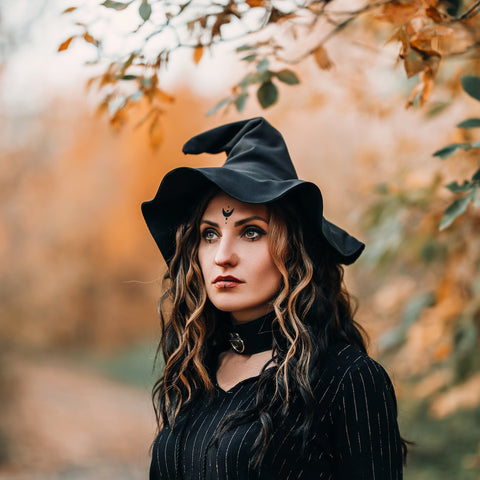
[1,0,479,479]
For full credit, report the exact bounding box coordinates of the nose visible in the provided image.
[214,237,239,267]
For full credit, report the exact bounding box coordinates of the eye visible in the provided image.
[201,228,219,243]
[242,226,266,241]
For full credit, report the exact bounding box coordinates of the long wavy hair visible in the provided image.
[152,191,407,467]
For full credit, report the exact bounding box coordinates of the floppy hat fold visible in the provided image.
[182,117,298,181]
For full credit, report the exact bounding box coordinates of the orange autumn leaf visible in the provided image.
[421,0,439,9]
[376,0,420,24]
[313,45,334,70]
[403,48,427,78]
[410,25,454,55]
[110,108,129,130]
[134,106,156,130]
[211,13,229,39]
[99,71,117,88]
[155,89,175,104]
[95,100,110,117]
[246,0,264,6]
[193,46,204,65]
[387,26,409,50]
[406,67,436,107]
[149,115,164,149]
[421,65,437,98]
[430,373,480,418]
[425,6,444,23]
[268,7,297,23]
[83,32,97,45]
[434,342,453,361]
[58,36,75,52]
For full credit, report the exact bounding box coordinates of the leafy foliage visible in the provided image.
[208,55,299,114]
[359,77,480,419]
[461,75,480,102]
[363,170,480,393]
[58,0,480,435]
[59,0,480,136]
[434,76,480,230]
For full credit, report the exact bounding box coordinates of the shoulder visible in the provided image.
[312,343,397,414]
[315,342,392,384]
[318,344,404,476]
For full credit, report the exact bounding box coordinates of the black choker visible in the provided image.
[227,311,277,355]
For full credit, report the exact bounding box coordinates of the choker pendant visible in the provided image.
[226,311,277,355]
[228,332,245,353]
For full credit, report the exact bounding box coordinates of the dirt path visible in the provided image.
[0,356,156,480]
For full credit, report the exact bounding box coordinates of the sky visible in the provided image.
[0,0,240,116]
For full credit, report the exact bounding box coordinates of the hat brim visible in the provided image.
[142,166,364,265]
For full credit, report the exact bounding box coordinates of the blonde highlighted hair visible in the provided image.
[152,191,367,465]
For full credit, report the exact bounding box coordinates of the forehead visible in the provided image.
[202,192,268,218]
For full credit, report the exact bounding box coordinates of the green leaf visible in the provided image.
[236,44,256,52]
[108,96,127,115]
[446,181,473,193]
[207,97,232,116]
[130,90,143,101]
[258,70,273,83]
[139,1,152,21]
[121,74,137,80]
[101,0,131,10]
[425,101,451,118]
[119,52,135,75]
[234,93,248,112]
[256,58,269,74]
[472,140,480,148]
[379,292,435,349]
[461,76,480,102]
[257,81,278,109]
[239,72,259,88]
[239,72,259,87]
[275,69,300,85]
[473,167,480,182]
[457,118,480,128]
[374,183,389,194]
[378,328,405,351]
[421,238,446,264]
[439,194,473,230]
[241,54,257,62]
[403,292,435,327]
[433,143,471,159]
[474,188,480,208]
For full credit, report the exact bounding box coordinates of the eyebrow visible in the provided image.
[200,215,268,227]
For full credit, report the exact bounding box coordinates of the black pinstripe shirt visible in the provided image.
[150,343,403,479]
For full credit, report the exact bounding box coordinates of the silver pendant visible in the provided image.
[228,332,245,353]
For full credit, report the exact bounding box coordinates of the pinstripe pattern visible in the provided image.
[150,343,403,479]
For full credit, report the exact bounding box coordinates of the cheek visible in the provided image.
[267,265,282,291]
[255,251,281,287]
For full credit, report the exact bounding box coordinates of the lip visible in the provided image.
[213,275,244,289]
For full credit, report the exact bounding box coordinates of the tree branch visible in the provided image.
[456,0,480,19]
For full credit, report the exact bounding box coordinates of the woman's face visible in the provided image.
[197,192,282,324]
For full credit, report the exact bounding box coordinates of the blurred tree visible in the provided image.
[0,0,48,64]
[59,0,480,468]
[60,0,480,119]
[59,0,480,222]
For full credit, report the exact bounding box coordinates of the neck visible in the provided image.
[226,311,277,355]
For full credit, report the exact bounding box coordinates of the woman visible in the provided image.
[142,117,406,479]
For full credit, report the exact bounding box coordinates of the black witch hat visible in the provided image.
[142,117,364,265]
